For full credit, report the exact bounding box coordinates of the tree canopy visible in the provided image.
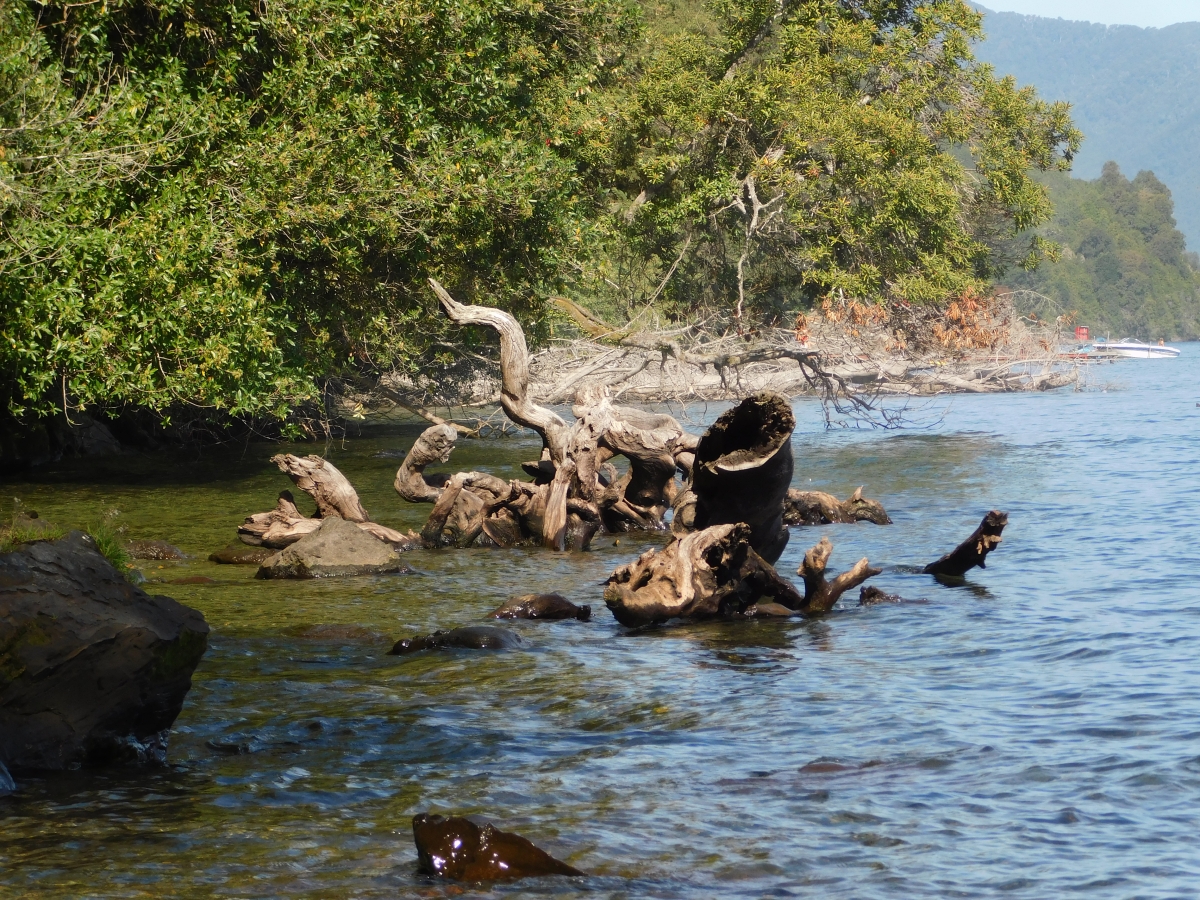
[1,0,1078,426]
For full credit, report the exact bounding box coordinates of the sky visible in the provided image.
[980,1,1200,28]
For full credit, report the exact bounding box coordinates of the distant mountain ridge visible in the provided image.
[974,6,1200,247]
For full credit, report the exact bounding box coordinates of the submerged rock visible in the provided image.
[389,625,525,655]
[412,813,583,880]
[490,593,591,621]
[125,540,187,560]
[0,532,209,771]
[256,517,411,579]
[858,586,905,605]
[208,541,273,565]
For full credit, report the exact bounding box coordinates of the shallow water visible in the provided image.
[3,350,1200,898]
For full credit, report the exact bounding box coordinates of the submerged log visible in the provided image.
[603,523,803,628]
[688,392,795,564]
[795,537,881,615]
[922,511,1008,577]
[412,813,583,880]
[783,487,891,526]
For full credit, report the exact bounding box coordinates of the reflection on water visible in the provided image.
[4,350,1200,897]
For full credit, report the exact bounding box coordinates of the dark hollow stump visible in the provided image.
[690,392,795,564]
[783,487,891,526]
[603,523,804,628]
[923,511,1008,577]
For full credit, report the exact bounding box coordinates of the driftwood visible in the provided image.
[923,511,1008,577]
[603,523,804,627]
[394,423,457,502]
[271,454,369,521]
[675,392,795,564]
[795,537,881,615]
[783,487,891,526]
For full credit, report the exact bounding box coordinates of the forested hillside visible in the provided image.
[1004,164,1200,341]
[1,0,1077,429]
[975,6,1200,247]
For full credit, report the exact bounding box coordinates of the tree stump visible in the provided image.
[689,392,795,564]
[783,487,891,526]
[795,536,881,615]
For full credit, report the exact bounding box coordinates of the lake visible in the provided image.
[2,348,1199,898]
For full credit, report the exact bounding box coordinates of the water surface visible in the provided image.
[2,350,1199,898]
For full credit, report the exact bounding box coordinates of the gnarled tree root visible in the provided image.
[796,536,881,615]
[923,511,1007,577]
[783,487,891,526]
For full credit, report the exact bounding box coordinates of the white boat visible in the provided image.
[1091,339,1180,359]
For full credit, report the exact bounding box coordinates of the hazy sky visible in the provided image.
[981,1,1200,28]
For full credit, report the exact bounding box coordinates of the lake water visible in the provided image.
[2,349,1199,898]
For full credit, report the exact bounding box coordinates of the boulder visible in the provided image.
[125,539,187,560]
[389,625,525,655]
[490,593,591,621]
[412,813,583,880]
[255,517,411,579]
[208,541,273,565]
[0,532,209,771]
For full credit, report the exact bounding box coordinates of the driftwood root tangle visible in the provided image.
[796,537,881,615]
[271,454,369,522]
[783,487,891,526]
[923,511,1007,577]
[394,424,458,503]
[603,523,803,628]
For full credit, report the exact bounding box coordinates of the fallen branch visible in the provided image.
[923,511,1008,577]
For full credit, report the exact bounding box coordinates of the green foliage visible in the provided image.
[1003,163,1200,341]
[83,520,132,573]
[562,0,1079,323]
[1,0,637,420]
[975,7,1200,249]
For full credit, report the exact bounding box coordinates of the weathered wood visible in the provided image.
[431,278,572,463]
[271,454,369,522]
[394,424,458,503]
[689,392,795,564]
[923,511,1007,577]
[238,491,320,548]
[796,537,880,615]
[783,487,891,526]
[603,523,804,627]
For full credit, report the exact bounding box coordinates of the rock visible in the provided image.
[0,760,14,796]
[9,512,55,536]
[125,539,187,560]
[255,517,411,579]
[490,593,591,621]
[412,813,584,880]
[858,586,903,605]
[389,625,525,655]
[0,532,209,771]
[208,541,274,565]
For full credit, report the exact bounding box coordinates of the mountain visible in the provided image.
[974,6,1200,248]
[1002,163,1200,341]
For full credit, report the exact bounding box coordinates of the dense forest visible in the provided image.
[1,0,1078,431]
[975,5,1200,247]
[1004,163,1200,342]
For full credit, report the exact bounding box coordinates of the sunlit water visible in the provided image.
[3,349,1200,898]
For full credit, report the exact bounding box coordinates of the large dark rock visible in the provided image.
[125,539,187,560]
[412,813,583,880]
[256,517,411,579]
[0,532,209,771]
[490,593,591,621]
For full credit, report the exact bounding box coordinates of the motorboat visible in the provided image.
[1091,339,1180,359]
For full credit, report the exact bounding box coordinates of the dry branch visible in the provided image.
[796,537,881,615]
[923,511,1008,577]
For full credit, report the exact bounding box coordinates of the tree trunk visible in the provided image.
[795,537,881,615]
[271,454,370,522]
[688,392,795,564]
[603,523,804,627]
[923,511,1007,577]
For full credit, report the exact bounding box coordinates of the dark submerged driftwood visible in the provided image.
[412,813,583,880]
[922,511,1008,577]
[491,593,591,621]
[783,487,891,526]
